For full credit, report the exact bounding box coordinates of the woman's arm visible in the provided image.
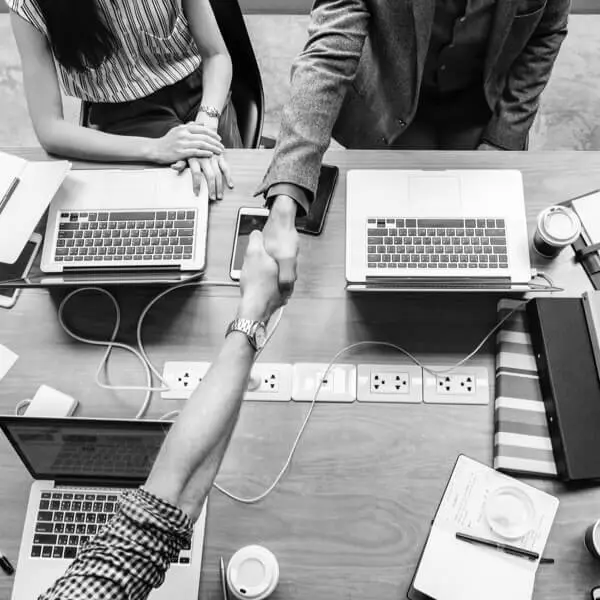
[182,0,232,130]
[10,11,223,164]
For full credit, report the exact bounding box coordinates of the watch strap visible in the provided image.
[226,318,263,350]
[198,104,222,119]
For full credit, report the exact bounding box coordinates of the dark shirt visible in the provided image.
[422,0,496,96]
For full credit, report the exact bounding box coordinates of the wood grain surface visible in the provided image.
[1,149,600,600]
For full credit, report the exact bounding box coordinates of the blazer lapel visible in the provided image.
[485,0,518,79]
[412,0,436,76]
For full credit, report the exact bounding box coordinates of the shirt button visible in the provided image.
[397,119,406,127]
[459,16,466,23]
[440,65,447,71]
[380,136,388,144]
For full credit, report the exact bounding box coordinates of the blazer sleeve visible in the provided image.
[256,0,370,205]
[481,0,570,150]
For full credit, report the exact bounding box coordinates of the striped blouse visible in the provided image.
[7,0,202,103]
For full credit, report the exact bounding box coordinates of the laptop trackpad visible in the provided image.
[409,176,461,215]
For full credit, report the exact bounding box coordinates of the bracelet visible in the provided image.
[198,105,221,119]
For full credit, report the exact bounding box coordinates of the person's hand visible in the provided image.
[171,154,233,199]
[477,142,501,151]
[148,123,224,164]
[262,195,300,296]
[238,230,286,322]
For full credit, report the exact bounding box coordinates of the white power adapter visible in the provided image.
[23,385,78,417]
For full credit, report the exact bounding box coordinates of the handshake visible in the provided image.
[239,195,300,323]
[237,230,293,324]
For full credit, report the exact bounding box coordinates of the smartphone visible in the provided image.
[230,207,270,281]
[0,234,42,308]
[296,164,339,235]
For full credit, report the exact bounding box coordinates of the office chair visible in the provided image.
[80,0,270,149]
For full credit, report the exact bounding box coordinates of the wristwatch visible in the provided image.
[226,318,267,351]
[198,104,222,119]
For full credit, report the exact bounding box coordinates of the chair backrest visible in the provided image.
[81,0,265,148]
[209,0,265,148]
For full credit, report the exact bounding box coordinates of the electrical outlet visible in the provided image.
[292,363,356,402]
[423,365,489,405]
[356,364,422,403]
[161,361,210,399]
[244,363,293,402]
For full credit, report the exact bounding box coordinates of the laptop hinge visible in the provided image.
[62,265,177,272]
[54,477,142,488]
[364,276,512,289]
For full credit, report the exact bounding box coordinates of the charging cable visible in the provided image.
[52,284,530,503]
[213,299,530,503]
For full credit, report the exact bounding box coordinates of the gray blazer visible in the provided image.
[258,0,570,203]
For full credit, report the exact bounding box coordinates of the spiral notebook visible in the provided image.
[493,299,557,477]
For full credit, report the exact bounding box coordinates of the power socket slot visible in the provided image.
[161,361,293,401]
[423,365,489,405]
[357,364,422,403]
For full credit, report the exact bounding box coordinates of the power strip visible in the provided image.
[160,361,490,405]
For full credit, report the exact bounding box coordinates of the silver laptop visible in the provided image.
[346,170,532,291]
[40,168,209,279]
[0,416,206,600]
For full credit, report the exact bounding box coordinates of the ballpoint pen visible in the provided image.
[220,556,229,600]
[0,177,20,217]
[456,532,540,561]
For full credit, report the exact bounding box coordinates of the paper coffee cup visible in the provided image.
[227,545,279,600]
[584,520,600,559]
[533,206,581,258]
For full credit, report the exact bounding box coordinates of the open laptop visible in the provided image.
[0,416,206,600]
[36,168,209,285]
[346,170,534,292]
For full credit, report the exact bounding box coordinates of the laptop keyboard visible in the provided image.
[54,210,197,264]
[366,218,508,270]
[32,490,191,563]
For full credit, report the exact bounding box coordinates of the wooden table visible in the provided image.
[1,149,600,600]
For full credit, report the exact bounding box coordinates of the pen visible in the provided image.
[456,532,540,561]
[0,551,14,575]
[220,556,229,600]
[0,177,20,217]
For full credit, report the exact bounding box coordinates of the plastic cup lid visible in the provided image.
[539,206,581,244]
[485,485,536,539]
[228,545,279,600]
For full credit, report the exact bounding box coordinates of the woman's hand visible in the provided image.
[171,154,234,200]
[149,123,224,164]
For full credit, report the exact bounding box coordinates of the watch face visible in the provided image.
[254,324,267,349]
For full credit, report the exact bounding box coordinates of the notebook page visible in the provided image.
[0,151,26,197]
[413,456,558,600]
[572,190,600,244]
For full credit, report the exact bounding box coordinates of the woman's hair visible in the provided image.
[35,0,116,71]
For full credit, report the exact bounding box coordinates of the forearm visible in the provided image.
[36,119,156,163]
[198,54,232,115]
[257,0,370,200]
[145,333,255,519]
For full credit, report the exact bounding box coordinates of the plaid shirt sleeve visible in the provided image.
[38,487,194,600]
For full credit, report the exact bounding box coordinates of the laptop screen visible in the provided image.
[0,416,171,484]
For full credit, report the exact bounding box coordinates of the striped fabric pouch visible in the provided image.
[493,299,557,477]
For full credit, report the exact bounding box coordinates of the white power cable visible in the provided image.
[213,300,530,503]
[54,282,528,502]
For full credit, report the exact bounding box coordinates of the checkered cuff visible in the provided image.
[39,488,194,600]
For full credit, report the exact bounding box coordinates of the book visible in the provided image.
[408,455,559,600]
[493,299,557,477]
[527,297,600,481]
